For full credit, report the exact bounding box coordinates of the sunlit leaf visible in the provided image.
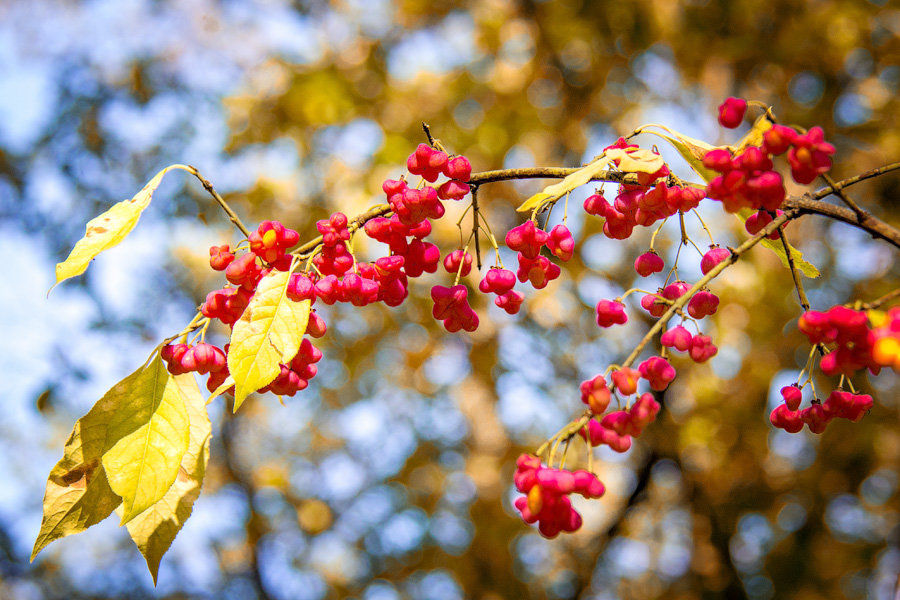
[228,270,311,411]
[733,114,774,153]
[125,373,210,585]
[31,355,170,559]
[516,156,612,213]
[101,354,191,524]
[605,147,666,174]
[635,125,720,182]
[206,375,235,403]
[52,164,191,290]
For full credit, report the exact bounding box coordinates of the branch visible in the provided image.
[469,167,634,186]
[186,165,251,237]
[782,195,900,250]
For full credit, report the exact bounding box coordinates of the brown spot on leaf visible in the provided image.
[87,226,108,235]
[52,459,100,489]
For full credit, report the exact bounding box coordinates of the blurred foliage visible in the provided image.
[3,0,900,599]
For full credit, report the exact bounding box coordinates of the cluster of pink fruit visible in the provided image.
[513,454,606,538]
[582,138,705,241]
[767,305,900,434]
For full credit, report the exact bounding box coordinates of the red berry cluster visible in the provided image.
[513,454,606,538]
[161,343,226,375]
[771,388,873,434]
[579,392,661,454]
[703,146,786,213]
[582,139,704,241]
[705,115,835,213]
[798,306,879,376]
[175,219,328,397]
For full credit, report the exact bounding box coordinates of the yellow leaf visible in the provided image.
[125,373,211,585]
[31,354,169,559]
[605,147,666,174]
[101,354,191,524]
[52,164,192,290]
[516,156,612,213]
[634,125,720,182]
[733,114,774,153]
[228,270,311,411]
[206,375,235,403]
[736,209,820,278]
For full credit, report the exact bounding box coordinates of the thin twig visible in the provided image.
[471,185,482,270]
[814,161,900,200]
[777,226,811,311]
[819,172,867,220]
[186,165,251,237]
[854,288,900,311]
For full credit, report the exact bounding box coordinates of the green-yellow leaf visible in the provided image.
[101,354,191,524]
[736,209,820,278]
[52,164,191,290]
[733,114,774,153]
[125,373,211,585]
[31,354,170,559]
[206,375,235,403]
[605,147,666,174]
[228,270,311,411]
[634,125,719,182]
[516,156,612,213]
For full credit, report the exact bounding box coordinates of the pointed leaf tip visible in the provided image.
[125,373,210,584]
[51,164,192,290]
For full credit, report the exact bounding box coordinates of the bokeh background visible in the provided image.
[2,0,900,598]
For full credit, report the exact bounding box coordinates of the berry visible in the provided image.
[479,268,517,295]
[444,155,472,182]
[661,325,693,352]
[506,221,549,259]
[780,385,803,411]
[718,97,747,128]
[595,300,628,327]
[700,247,730,275]
[611,367,641,396]
[209,245,235,271]
[688,290,719,319]
[579,375,611,415]
[547,225,575,262]
[689,334,718,363]
[494,290,525,315]
[787,126,835,184]
[443,249,473,277]
[638,356,676,391]
[634,251,664,277]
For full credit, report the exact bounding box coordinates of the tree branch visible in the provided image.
[782,195,900,250]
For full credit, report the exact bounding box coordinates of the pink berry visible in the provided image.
[547,224,575,262]
[596,300,628,327]
[780,385,803,411]
[661,325,693,352]
[717,97,747,129]
[700,247,730,275]
[443,249,473,277]
[444,155,472,182]
[634,251,664,277]
[688,290,719,319]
